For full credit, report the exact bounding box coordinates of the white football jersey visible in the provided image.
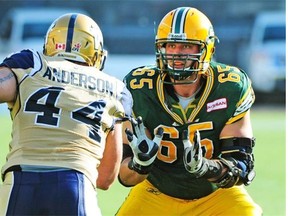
[1,49,133,187]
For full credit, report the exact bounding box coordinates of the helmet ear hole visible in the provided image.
[99,52,107,70]
[211,47,215,55]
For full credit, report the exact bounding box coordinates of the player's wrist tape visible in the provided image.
[212,158,241,188]
[128,159,152,175]
[201,159,223,179]
[191,159,223,179]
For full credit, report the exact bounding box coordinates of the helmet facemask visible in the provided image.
[156,40,209,84]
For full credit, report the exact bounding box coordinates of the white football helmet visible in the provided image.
[43,13,107,70]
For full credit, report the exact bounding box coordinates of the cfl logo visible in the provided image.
[72,43,82,52]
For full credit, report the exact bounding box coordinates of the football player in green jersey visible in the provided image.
[117,7,262,216]
[0,13,132,215]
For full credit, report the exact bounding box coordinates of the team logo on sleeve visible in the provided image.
[207,98,227,112]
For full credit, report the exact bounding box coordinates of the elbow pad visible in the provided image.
[216,137,256,188]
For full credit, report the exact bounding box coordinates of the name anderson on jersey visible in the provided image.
[43,66,115,96]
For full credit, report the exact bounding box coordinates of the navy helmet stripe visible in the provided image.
[65,14,77,52]
[172,7,189,34]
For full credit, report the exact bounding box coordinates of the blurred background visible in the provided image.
[0,0,285,105]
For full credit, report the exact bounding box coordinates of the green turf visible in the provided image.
[246,106,286,216]
[0,105,285,216]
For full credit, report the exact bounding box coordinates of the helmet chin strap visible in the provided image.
[167,64,191,72]
[161,72,199,85]
[166,60,199,85]
[171,73,199,85]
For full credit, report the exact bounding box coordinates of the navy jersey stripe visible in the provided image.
[0,50,34,69]
[65,14,77,52]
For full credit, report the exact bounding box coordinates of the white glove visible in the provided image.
[126,116,163,174]
[183,130,209,177]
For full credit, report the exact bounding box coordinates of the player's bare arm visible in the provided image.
[220,110,253,138]
[0,67,17,103]
[207,112,254,182]
[97,123,123,190]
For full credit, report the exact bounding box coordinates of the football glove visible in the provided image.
[125,116,164,174]
[183,130,209,177]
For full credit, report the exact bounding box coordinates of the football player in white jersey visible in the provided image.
[0,13,133,215]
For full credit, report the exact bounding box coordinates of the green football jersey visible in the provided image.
[124,61,255,199]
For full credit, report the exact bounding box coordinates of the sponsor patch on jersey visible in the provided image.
[207,98,227,112]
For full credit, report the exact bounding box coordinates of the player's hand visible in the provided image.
[125,116,164,174]
[183,130,208,177]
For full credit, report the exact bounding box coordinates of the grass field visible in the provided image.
[0,105,285,216]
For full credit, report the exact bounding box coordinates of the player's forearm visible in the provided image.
[97,128,123,190]
[0,67,17,103]
[118,158,147,187]
[97,157,121,190]
[97,170,118,190]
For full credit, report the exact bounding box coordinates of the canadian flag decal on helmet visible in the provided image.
[55,43,66,50]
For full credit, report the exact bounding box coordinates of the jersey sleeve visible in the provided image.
[123,65,162,130]
[0,49,35,68]
[0,49,42,82]
[225,67,255,124]
[114,82,133,122]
